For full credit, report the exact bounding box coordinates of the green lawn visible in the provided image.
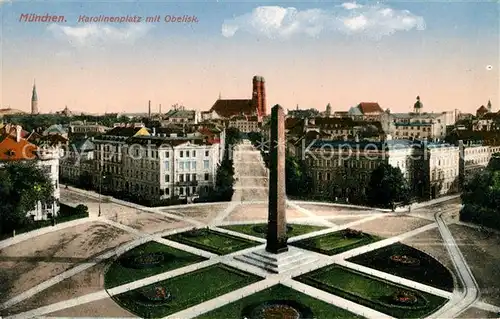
[112,264,262,318]
[296,265,447,318]
[196,284,362,319]
[105,241,207,288]
[347,242,454,292]
[220,223,327,239]
[165,229,260,255]
[291,229,381,256]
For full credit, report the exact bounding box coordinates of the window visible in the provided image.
[192,174,197,181]
[179,174,184,182]
[166,151,170,158]
[205,150,209,157]
[180,187,184,195]
[179,162,184,170]
[165,188,169,195]
[180,151,184,157]
[164,161,170,170]
[186,174,191,182]
[203,160,209,169]
[192,161,197,169]
[204,173,209,181]
[186,151,190,157]
[192,151,196,157]
[165,174,170,182]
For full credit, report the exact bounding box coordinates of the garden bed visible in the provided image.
[165,229,260,255]
[112,264,262,318]
[105,241,207,288]
[295,265,447,318]
[196,284,362,319]
[291,228,381,256]
[347,242,454,291]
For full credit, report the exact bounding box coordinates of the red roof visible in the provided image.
[210,99,256,118]
[0,133,38,161]
[357,102,383,114]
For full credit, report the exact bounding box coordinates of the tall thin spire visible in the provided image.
[218,92,222,100]
[32,79,38,101]
[31,79,39,114]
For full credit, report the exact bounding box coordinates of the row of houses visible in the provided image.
[288,137,500,201]
[60,123,226,202]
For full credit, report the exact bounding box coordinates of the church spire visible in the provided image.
[31,79,39,114]
[32,80,37,101]
[487,99,492,112]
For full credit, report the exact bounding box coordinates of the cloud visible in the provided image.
[221,2,426,39]
[47,23,152,47]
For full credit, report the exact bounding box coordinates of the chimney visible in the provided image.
[15,125,22,142]
[148,100,151,118]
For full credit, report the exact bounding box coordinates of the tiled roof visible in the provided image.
[477,105,488,113]
[392,113,440,119]
[164,109,196,119]
[0,133,38,161]
[210,99,256,118]
[105,127,145,137]
[285,118,303,130]
[348,106,363,116]
[357,102,383,114]
[482,112,500,120]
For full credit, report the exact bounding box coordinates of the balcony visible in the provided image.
[176,180,198,186]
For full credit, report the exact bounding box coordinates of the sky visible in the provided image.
[0,0,498,115]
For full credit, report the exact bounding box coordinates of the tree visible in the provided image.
[367,163,411,208]
[225,127,241,148]
[460,156,500,230]
[213,159,235,200]
[0,161,54,234]
[285,156,313,197]
[75,204,89,216]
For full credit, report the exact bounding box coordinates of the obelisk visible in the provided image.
[266,104,288,254]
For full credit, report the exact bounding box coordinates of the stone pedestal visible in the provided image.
[234,246,319,274]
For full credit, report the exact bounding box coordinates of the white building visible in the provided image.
[228,115,261,133]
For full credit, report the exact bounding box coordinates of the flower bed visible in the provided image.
[120,252,168,269]
[342,228,364,239]
[392,290,418,305]
[390,254,421,267]
[137,286,172,306]
[242,300,313,319]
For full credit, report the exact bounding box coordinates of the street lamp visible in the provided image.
[98,172,106,217]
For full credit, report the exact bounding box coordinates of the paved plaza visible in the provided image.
[0,142,499,318]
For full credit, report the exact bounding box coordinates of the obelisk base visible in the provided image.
[234,246,319,274]
[265,239,289,254]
